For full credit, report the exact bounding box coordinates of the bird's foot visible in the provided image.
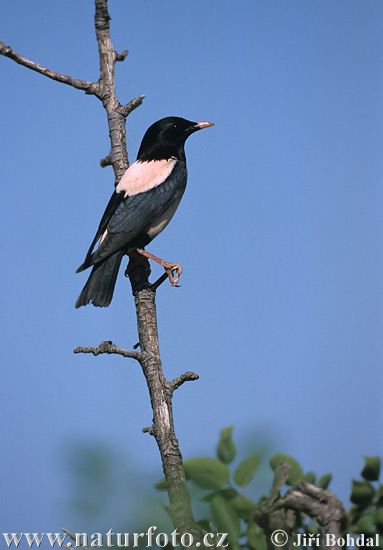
[136,248,182,287]
[163,262,182,286]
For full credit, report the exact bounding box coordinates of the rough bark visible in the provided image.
[130,278,202,542]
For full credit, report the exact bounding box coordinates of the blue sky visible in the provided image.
[1,0,382,542]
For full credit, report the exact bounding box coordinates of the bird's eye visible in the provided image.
[173,124,179,130]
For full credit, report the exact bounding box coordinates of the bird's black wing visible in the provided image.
[90,161,187,264]
[77,190,124,272]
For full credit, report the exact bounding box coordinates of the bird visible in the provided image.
[75,116,214,308]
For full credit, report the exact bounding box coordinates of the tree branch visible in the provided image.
[255,462,347,550]
[170,371,200,393]
[116,49,129,62]
[275,482,347,549]
[1,0,145,184]
[94,0,130,183]
[149,272,169,292]
[73,340,141,361]
[117,94,146,117]
[0,41,99,94]
[128,278,204,546]
[4,1,203,546]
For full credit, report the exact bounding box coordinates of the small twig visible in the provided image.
[117,94,146,117]
[73,340,142,361]
[116,49,128,62]
[170,371,199,392]
[100,155,112,168]
[149,272,169,292]
[0,41,99,95]
[142,425,155,435]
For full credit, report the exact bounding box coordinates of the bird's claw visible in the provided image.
[165,264,182,286]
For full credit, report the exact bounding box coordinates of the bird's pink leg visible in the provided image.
[136,248,182,286]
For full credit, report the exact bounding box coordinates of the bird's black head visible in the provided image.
[137,116,214,162]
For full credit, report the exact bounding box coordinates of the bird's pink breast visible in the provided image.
[116,158,178,197]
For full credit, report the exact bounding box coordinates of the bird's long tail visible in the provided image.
[75,250,125,308]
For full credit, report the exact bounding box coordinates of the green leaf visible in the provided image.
[217,440,236,465]
[350,480,375,507]
[154,476,167,491]
[217,425,236,464]
[210,494,241,549]
[354,513,377,535]
[361,456,381,482]
[233,454,261,487]
[269,453,303,486]
[303,471,316,484]
[231,496,257,522]
[317,474,332,490]
[201,488,238,502]
[220,426,234,440]
[183,458,230,489]
[246,521,267,550]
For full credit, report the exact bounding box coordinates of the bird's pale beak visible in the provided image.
[195,121,215,130]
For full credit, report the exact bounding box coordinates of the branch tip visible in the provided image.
[116,49,128,61]
[0,42,98,94]
[170,371,199,392]
[143,426,155,436]
[0,41,10,54]
[100,155,112,168]
[118,95,145,118]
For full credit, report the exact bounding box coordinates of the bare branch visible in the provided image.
[130,285,204,546]
[276,482,347,548]
[116,49,129,62]
[100,155,112,168]
[117,95,146,118]
[170,371,199,392]
[142,425,155,435]
[255,462,347,550]
[149,272,169,292]
[0,41,98,95]
[73,340,141,361]
[94,0,130,182]
[1,1,144,186]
